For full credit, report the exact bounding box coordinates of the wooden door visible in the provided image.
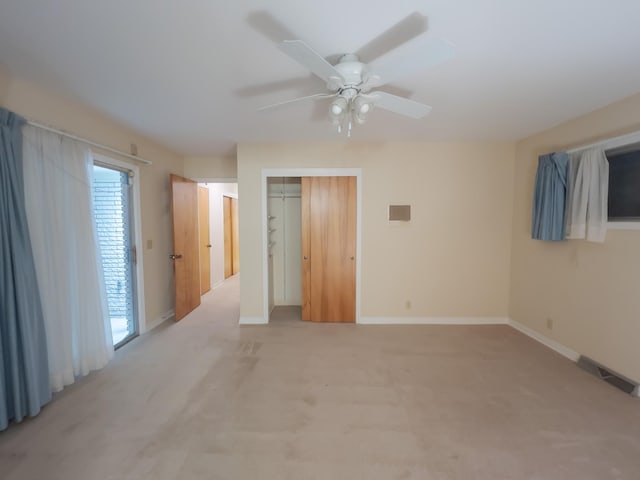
[301,176,356,322]
[231,197,240,275]
[223,195,239,278]
[223,196,232,279]
[198,186,211,295]
[170,174,201,320]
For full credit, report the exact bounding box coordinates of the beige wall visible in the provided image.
[510,92,640,382]
[184,156,237,180]
[238,142,516,321]
[1,74,184,330]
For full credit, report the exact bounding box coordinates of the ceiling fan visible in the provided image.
[258,18,455,136]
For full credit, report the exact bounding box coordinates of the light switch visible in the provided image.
[146,239,153,249]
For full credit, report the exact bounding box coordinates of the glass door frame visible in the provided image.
[93,153,146,348]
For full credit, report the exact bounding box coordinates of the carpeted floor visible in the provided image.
[1,274,639,479]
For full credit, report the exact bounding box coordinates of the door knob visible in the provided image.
[169,254,183,260]
[303,256,308,260]
[350,256,354,260]
[206,244,212,248]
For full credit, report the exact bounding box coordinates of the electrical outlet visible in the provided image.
[546,317,553,330]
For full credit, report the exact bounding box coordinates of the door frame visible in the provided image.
[93,153,147,334]
[261,168,362,324]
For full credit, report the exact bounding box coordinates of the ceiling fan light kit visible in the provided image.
[329,88,375,136]
[258,14,455,136]
[330,96,348,116]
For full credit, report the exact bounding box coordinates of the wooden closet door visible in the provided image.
[301,176,356,322]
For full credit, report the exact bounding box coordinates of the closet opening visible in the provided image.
[263,170,361,324]
[267,177,303,322]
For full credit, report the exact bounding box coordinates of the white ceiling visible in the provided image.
[1,1,640,157]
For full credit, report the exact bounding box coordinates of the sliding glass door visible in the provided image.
[92,162,138,347]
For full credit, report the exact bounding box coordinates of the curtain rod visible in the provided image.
[566,129,640,154]
[25,120,153,166]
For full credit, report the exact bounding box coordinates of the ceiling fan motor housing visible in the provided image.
[331,54,367,90]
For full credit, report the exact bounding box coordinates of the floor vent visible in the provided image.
[577,356,639,396]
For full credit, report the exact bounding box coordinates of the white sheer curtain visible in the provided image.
[565,147,609,243]
[22,126,113,392]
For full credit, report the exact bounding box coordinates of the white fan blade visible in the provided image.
[356,12,427,62]
[369,91,432,119]
[258,93,337,111]
[366,37,454,88]
[278,40,345,84]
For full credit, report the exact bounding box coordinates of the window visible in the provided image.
[606,144,640,221]
[93,162,138,347]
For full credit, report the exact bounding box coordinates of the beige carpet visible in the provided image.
[1,274,639,479]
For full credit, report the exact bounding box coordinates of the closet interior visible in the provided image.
[267,177,302,318]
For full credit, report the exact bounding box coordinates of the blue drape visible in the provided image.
[0,108,51,430]
[531,152,569,241]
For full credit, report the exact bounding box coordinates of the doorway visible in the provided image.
[92,160,139,347]
[196,182,239,292]
[171,179,240,321]
[267,177,303,320]
[198,186,211,295]
[223,195,240,279]
[262,169,362,324]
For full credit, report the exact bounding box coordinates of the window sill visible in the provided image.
[608,221,640,230]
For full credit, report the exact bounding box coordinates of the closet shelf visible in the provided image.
[267,193,302,199]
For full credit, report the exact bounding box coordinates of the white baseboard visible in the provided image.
[358,316,509,325]
[144,309,175,333]
[508,318,580,362]
[211,280,224,291]
[239,316,268,325]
